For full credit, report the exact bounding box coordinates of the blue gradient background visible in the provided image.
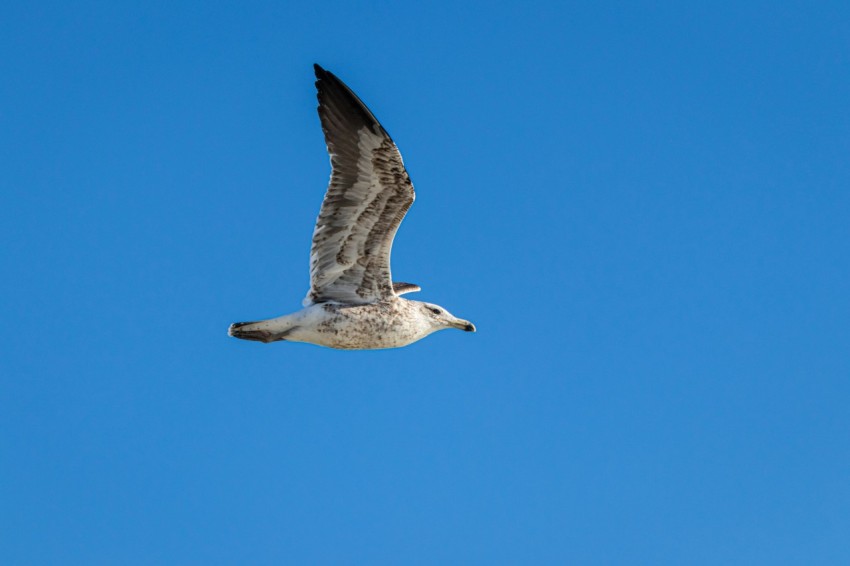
[2,2,849,564]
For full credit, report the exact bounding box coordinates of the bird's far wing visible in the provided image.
[392,282,421,295]
[305,64,416,306]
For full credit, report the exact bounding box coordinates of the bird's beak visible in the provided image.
[451,318,476,332]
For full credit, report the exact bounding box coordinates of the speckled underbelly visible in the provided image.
[288,301,428,350]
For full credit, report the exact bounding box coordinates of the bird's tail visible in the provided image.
[228,318,295,343]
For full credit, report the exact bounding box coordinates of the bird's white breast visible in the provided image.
[284,299,434,350]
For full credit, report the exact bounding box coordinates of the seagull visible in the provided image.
[228,64,475,350]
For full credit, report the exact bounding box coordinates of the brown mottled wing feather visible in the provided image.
[305,64,416,305]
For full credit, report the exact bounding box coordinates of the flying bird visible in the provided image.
[228,64,475,349]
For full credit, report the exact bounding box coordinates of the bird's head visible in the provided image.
[418,301,476,333]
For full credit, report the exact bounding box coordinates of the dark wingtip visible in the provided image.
[313,64,341,92]
[311,64,390,140]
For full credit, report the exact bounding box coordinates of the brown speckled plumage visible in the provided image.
[306,300,432,349]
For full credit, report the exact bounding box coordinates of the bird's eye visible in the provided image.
[430,308,441,315]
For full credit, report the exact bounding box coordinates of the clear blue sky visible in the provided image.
[2,1,849,564]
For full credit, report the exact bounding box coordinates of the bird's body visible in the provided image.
[230,299,473,350]
[228,65,474,350]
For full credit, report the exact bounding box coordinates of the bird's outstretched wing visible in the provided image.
[305,64,416,306]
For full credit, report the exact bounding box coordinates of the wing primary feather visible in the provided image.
[314,64,392,141]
